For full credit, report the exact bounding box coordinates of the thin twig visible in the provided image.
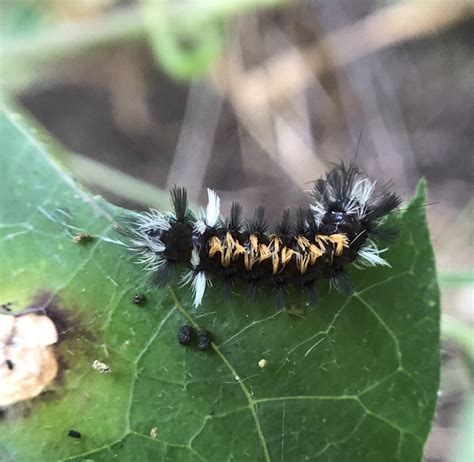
[66,153,170,209]
[212,1,473,112]
[1,6,145,63]
[166,80,223,201]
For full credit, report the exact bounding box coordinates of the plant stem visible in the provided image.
[442,315,474,376]
[65,153,170,210]
[1,6,147,64]
[439,271,474,286]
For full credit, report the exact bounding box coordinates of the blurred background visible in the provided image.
[1,0,473,460]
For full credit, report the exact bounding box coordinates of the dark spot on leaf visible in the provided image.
[67,430,81,439]
[132,293,146,305]
[196,330,212,351]
[177,325,195,346]
[72,232,92,244]
[3,292,102,414]
[0,301,13,312]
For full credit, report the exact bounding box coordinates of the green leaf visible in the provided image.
[0,108,440,461]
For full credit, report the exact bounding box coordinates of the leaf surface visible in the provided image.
[0,109,440,461]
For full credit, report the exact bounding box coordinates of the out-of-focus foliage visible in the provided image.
[142,0,285,79]
[0,0,286,88]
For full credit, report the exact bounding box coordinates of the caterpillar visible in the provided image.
[119,162,401,308]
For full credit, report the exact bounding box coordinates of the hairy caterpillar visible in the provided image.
[119,163,401,308]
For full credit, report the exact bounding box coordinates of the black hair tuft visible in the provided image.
[331,270,353,296]
[369,219,399,243]
[364,191,401,222]
[170,186,188,223]
[275,208,292,239]
[150,262,174,288]
[305,283,320,308]
[247,206,267,235]
[227,202,243,232]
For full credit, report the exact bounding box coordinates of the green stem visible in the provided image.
[439,271,474,286]
[1,6,147,64]
[65,153,170,210]
[442,315,474,376]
